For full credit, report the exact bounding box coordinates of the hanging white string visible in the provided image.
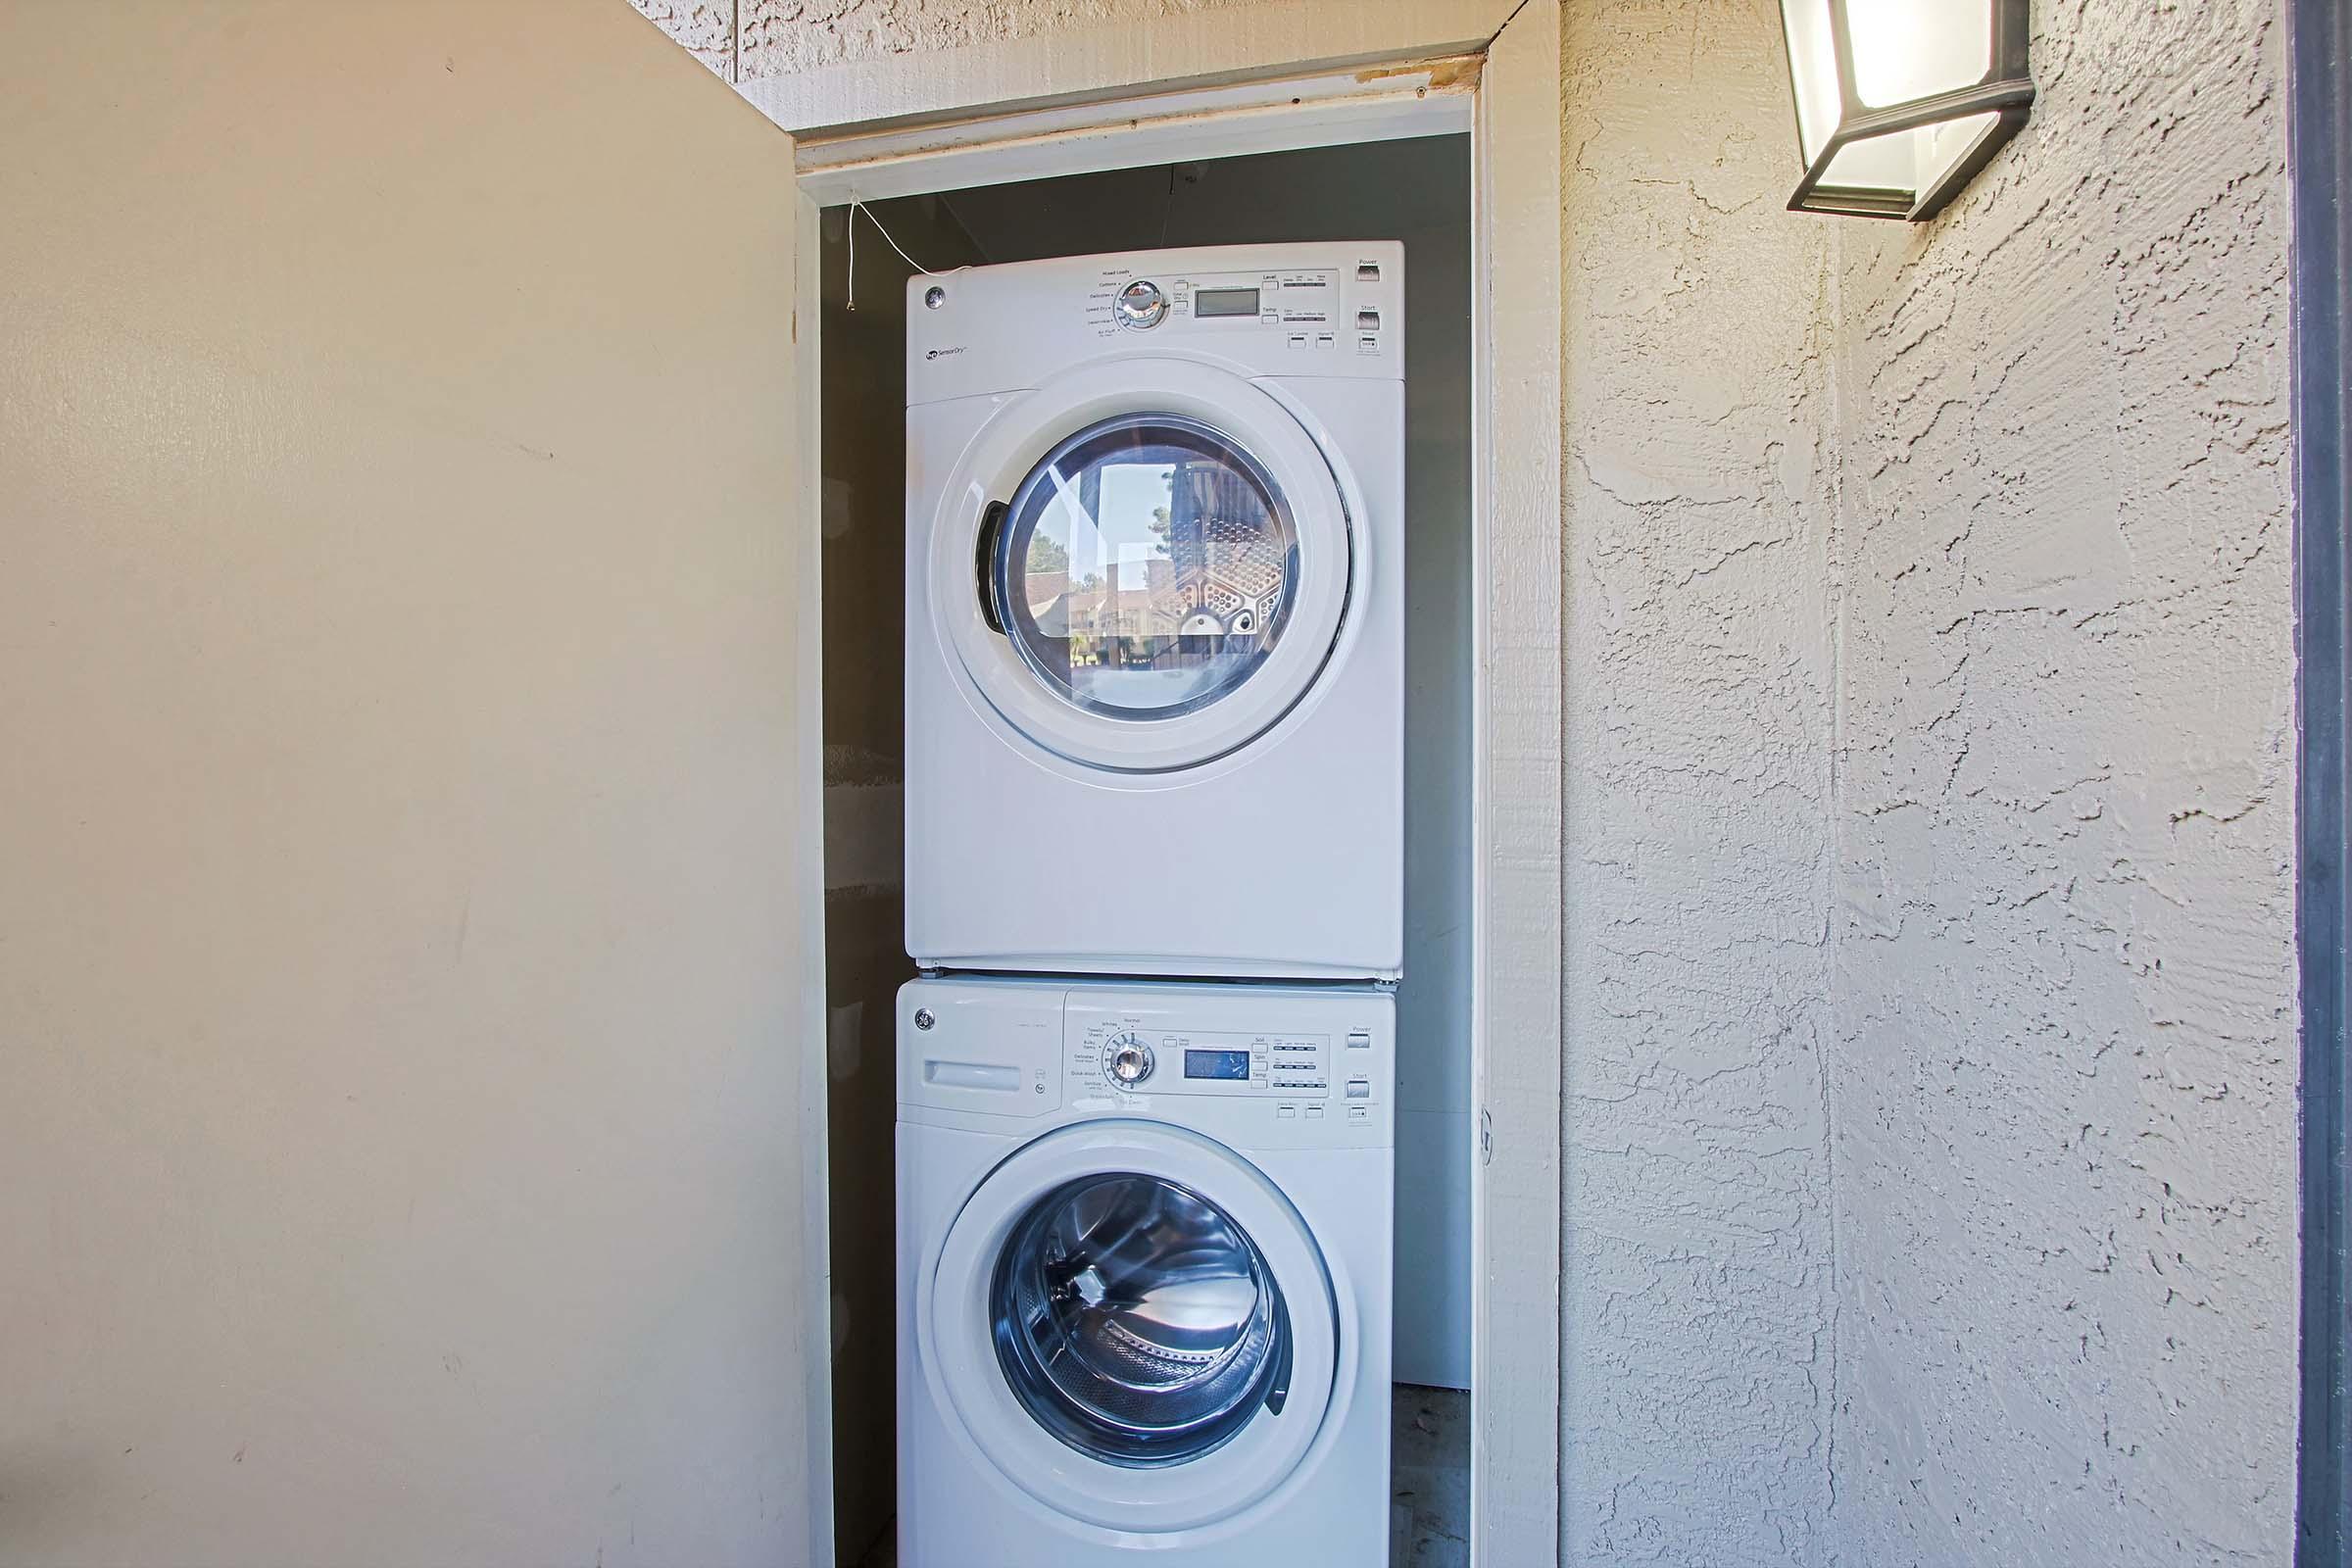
[846,199,932,312]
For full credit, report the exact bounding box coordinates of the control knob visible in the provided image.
[1115,279,1168,329]
[1103,1033,1155,1087]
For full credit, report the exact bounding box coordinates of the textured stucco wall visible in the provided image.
[1558,2,1839,1562]
[1826,2,2299,1562]
[738,0,1258,80]
[1558,0,2299,1560]
[631,0,1261,81]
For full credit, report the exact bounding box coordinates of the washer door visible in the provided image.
[929,359,1353,773]
[923,1121,1343,1535]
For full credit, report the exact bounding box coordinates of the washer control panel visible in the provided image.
[901,977,1393,1145]
[1070,1016,1376,1105]
[1076,1020,1321,1097]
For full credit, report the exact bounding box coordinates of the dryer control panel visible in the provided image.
[1089,261,1389,360]
[907,241,1404,405]
[1083,264,1389,359]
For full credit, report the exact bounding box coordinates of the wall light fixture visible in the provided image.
[1780,0,2035,220]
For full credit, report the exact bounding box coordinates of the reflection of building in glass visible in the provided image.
[1025,561,1176,667]
[1022,457,1286,674]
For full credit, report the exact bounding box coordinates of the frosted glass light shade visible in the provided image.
[1779,0,2034,220]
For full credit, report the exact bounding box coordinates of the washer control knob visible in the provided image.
[1115,279,1168,329]
[1104,1034,1155,1087]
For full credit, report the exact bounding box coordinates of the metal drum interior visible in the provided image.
[990,1172,1294,1468]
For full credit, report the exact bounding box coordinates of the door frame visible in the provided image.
[777,7,1564,1560]
[2294,0,2351,1555]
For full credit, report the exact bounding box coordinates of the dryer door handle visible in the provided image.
[974,499,1008,635]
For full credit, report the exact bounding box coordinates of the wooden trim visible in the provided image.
[1468,1,1564,1559]
[795,62,1475,206]
[789,177,839,1568]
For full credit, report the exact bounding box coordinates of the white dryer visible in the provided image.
[896,976,1394,1567]
[905,244,1405,980]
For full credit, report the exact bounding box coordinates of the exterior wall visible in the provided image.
[629,0,736,75]
[637,0,1518,138]
[1556,2,1839,1561]
[632,0,1262,81]
[0,4,816,1563]
[1826,3,2300,1563]
[738,0,1258,82]
[629,0,1502,92]
[1556,1,2300,1560]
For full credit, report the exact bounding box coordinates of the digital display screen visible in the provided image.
[1185,1049,1251,1081]
[1194,287,1260,318]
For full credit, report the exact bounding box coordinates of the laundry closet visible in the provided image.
[816,134,1473,1568]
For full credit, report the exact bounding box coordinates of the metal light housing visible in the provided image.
[1780,0,2035,220]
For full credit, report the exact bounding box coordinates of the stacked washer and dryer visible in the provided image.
[897,243,1407,1566]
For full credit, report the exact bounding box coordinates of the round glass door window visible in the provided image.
[995,415,1298,722]
[991,1172,1293,1468]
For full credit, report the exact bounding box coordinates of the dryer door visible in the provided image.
[921,1120,1346,1536]
[927,359,1355,773]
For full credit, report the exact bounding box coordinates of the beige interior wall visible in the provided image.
[0,4,814,1563]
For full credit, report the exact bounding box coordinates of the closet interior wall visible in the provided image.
[817,193,985,1568]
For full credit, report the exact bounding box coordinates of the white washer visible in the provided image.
[906,244,1405,980]
[897,976,1394,1567]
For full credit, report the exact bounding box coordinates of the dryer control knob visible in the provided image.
[1115,279,1167,329]
[1105,1035,1155,1087]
